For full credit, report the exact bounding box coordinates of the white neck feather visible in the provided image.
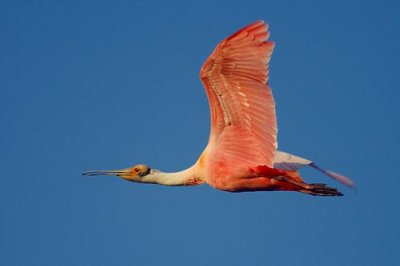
[135,165,199,186]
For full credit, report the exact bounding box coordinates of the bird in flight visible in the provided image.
[83,21,353,196]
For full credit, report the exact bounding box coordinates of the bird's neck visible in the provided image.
[137,165,203,186]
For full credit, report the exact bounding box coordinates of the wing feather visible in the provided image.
[200,21,277,170]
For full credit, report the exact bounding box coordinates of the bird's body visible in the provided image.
[84,21,353,196]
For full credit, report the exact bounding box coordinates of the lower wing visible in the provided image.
[274,151,354,187]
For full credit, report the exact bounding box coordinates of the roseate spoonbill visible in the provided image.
[83,21,353,196]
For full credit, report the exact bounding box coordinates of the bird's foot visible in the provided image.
[300,183,343,196]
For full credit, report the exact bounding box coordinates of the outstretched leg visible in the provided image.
[270,175,343,196]
[225,176,343,196]
[246,165,344,196]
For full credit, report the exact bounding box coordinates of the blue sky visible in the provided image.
[1,0,399,265]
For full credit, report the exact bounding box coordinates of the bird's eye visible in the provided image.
[131,165,151,177]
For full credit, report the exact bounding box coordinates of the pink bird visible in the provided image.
[83,21,353,196]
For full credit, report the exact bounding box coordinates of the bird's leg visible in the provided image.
[249,165,343,196]
[265,173,342,196]
[226,176,342,196]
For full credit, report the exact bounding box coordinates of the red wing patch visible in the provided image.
[252,165,286,177]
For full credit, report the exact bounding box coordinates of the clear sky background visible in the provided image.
[1,0,399,265]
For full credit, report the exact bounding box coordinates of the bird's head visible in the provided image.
[82,164,152,182]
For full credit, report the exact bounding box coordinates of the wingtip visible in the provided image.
[226,20,270,42]
[246,20,269,32]
[309,163,355,188]
[250,20,267,27]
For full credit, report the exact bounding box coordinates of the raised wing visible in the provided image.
[200,21,277,169]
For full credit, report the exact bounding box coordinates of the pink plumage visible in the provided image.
[83,21,352,196]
